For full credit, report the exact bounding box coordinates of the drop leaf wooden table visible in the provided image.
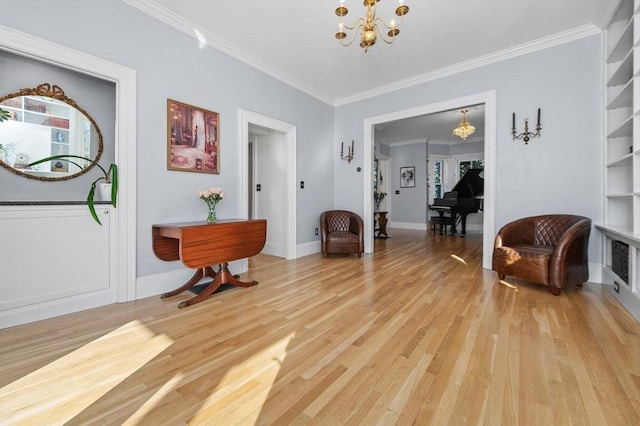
[152,219,267,308]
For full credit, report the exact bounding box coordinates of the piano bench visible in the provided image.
[430,216,456,235]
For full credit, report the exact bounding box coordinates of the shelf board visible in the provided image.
[608,17,634,63]
[608,50,633,86]
[607,79,633,109]
[606,192,633,198]
[606,152,634,167]
[595,224,640,245]
[607,115,633,138]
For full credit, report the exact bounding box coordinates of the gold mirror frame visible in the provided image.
[0,83,103,181]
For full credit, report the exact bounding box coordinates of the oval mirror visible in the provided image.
[0,83,103,181]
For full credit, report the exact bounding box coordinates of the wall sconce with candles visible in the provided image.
[341,140,354,163]
[512,108,542,144]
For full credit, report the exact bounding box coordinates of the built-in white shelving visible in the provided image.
[598,0,640,322]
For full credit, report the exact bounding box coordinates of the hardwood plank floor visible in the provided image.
[1,229,639,425]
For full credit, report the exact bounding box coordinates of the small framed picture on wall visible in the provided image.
[400,166,415,188]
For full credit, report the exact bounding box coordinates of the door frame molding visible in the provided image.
[0,25,138,301]
[240,109,297,259]
[363,91,497,268]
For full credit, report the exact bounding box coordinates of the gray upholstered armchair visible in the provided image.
[320,210,364,257]
[492,214,591,295]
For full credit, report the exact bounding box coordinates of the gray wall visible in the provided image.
[334,35,603,262]
[0,51,116,200]
[1,1,334,278]
[390,143,427,223]
[449,141,485,156]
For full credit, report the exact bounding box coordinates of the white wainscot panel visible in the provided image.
[0,205,115,328]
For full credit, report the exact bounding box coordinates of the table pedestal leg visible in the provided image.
[160,266,217,299]
[177,263,258,309]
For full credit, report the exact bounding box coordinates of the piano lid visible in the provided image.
[451,168,484,198]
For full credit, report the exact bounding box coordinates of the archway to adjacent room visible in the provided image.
[363,91,497,269]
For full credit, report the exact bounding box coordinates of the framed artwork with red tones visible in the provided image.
[167,99,219,174]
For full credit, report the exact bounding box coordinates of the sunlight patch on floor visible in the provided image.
[123,372,185,425]
[450,254,468,265]
[498,279,519,291]
[189,332,295,424]
[0,320,173,425]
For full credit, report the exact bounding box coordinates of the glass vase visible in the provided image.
[206,205,217,223]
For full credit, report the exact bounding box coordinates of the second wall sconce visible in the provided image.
[341,140,354,163]
[512,108,542,144]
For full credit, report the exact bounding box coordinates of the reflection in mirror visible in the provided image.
[0,83,103,181]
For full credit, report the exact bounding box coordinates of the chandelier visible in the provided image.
[453,109,475,140]
[335,0,410,53]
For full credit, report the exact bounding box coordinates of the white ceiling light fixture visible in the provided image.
[453,109,476,140]
[335,0,410,53]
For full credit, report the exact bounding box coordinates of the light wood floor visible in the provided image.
[1,229,639,425]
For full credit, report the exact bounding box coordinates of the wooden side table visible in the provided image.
[375,211,388,239]
[152,219,266,308]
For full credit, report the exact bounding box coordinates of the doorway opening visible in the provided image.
[240,110,297,262]
[363,91,497,269]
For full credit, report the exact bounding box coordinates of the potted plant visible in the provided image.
[374,191,387,210]
[27,154,118,225]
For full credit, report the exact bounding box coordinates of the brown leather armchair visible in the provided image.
[492,214,591,295]
[320,210,364,257]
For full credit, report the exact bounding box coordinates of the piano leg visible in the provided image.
[460,214,467,237]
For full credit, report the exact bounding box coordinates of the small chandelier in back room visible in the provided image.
[453,109,476,140]
[335,0,410,53]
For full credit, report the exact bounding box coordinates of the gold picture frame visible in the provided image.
[167,99,219,174]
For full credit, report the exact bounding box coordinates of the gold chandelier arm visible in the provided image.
[377,29,394,45]
[374,25,397,45]
[375,13,406,30]
[339,17,364,31]
[338,24,364,47]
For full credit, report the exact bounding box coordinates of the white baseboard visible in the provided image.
[389,221,428,230]
[297,240,321,257]
[0,290,117,329]
[263,241,285,257]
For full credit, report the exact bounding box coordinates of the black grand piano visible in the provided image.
[429,168,484,236]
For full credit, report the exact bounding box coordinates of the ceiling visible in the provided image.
[128,0,618,144]
[376,104,485,145]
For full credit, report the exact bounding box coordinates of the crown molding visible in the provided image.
[334,24,601,106]
[123,0,602,109]
[123,0,334,106]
